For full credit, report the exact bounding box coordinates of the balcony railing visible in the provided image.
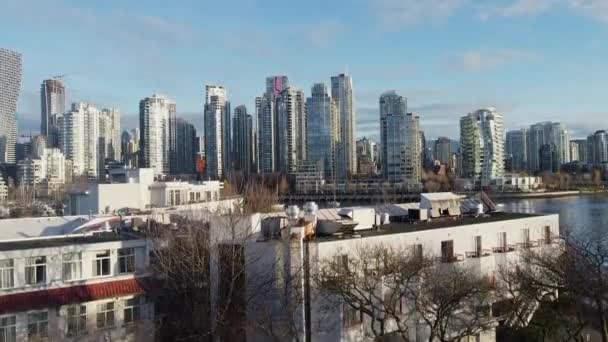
[465,249,493,258]
[492,244,517,253]
[516,240,539,249]
[438,254,465,263]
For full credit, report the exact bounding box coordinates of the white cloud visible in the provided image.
[478,0,560,20]
[369,0,468,29]
[449,49,540,71]
[304,21,345,48]
[570,0,608,23]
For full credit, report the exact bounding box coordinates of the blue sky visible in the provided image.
[3,0,608,141]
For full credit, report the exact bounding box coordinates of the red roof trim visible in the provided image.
[0,278,149,314]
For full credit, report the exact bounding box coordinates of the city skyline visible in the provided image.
[4,0,608,141]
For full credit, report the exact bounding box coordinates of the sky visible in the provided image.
[2,0,608,142]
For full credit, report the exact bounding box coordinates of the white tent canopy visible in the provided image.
[420,192,463,218]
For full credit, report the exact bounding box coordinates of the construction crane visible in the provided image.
[50,72,79,81]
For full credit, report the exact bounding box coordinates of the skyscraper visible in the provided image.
[175,118,197,174]
[380,91,408,182]
[98,108,121,162]
[257,76,290,174]
[139,94,176,175]
[460,108,505,186]
[276,87,306,174]
[527,122,570,172]
[587,130,608,166]
[204,85,230,179]
[570,139,588,164]
[306,83,338,179]
[331,73,356,179]
[40,78,66,147]
[0,48,22,164]
[506,129,528,171]
[433,137,452,167]
[232,105,253,173]
[59,102,101,178]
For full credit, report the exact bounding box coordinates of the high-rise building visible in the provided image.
[460,108,505,186]
[527,122,570,172]
[356,137,376,175]
[331,73,356,179]
[306,83,338,179]
[540,143,560,173]
[256,76,290,175]
[40,78,66,147]
[266,76,289,98]
[59,102,101,178]
[569,139,588,164]
[433,137,452,167]
[506,129,528,171]
[380,91,408,182]
[232,105,254,173]
[99,108,121,162]
[0,48,22,164]
[587,130,608,166]
[204,85,230,179]
[139,94,176,175]
[276,87,306,174]
[175,118,197,174]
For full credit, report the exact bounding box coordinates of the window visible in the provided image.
[96,302,115,329]
[175,191,181,205]
[411,244,423,260]
[474,236,482,257]
[497,232,507,252]
[196,192,201,201]
[62,252,82,281]
[93,250,111,276]
[343,304,363,327]
[67,305,87,337]
[189,192,194,202]
[124,297,142,324]
[441,240,454,262]
[25,256,46,285]
[544,226,552,244]
[206,191,211,201]
[0,260,14,289]
[333,255,348,274]
[118,248,135,274]
[0,316,16,342]
[521,229,530,248]
[27,311,48,339]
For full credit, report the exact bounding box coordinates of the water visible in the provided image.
[499,194,608,235]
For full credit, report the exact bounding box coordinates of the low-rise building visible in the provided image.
[205,194,560,342]
[67,168,225,215]
[0,216,154,342]
[496,174,543,192]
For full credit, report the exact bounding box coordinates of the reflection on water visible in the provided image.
[499,194,608,235]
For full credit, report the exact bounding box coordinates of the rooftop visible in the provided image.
[315,211,546,242]
[0,231,143,252]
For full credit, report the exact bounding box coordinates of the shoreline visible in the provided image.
[488,190,608,200]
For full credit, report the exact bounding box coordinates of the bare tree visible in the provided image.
[316,245,431,341]
[413,265,495,342]
[146,209,304,342]
[498,231,608,342]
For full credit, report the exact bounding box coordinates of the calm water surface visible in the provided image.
[499,194,608,234]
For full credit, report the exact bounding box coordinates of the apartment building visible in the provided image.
[0,216,154,342]
[206,194,560,342]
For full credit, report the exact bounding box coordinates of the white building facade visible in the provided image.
[460,108,505,186]
[59,103,101,178]
[331,73,356,180]
[0,222,154,342]
[139,94,176,176]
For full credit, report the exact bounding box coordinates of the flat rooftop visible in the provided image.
[0,232,143,252]
[315,212,547,242]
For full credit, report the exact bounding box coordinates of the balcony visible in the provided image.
[438,254,465,263]
[516,240,539,250]
[492,245,517,253]
[465,249,492,258]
